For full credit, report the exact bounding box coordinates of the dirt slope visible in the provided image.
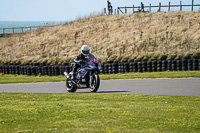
[0,11,200,63]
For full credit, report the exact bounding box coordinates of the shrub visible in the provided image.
[167,54,176,59]
[121,55,131,61]
[151,53,160,60]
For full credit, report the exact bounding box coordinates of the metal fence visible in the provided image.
[104,1,200,15]
[0,25,52,34]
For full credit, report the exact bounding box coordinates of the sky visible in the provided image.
[0,0,198,21]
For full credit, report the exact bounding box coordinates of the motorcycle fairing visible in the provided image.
[78,61,97,79]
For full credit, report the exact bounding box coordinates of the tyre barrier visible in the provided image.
[152,60,157,72]
[172,60,177,71]
[0,58,199,76]
[162,60,167,72]
[147,61,152,72]
[199,59,200,70]
[157,60,162,72]
[177,60,182,71]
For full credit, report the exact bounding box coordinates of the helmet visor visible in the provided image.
[82,50,89,55]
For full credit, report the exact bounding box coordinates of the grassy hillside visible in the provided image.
[0,11,200,64]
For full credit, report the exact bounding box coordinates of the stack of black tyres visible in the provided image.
[138,61,142,72]
[129,59,136,72]
[142,60,147,72]
[59,63,66,75]
[162,60,167,71]
[3,64,8,74]
[182,59,188,71]
[0,63,2,73]
[152,60,157,72]
[54,65,59,76]
[147,61,152,72]
[172,60,177,71]
[118,62,124,73]
[157,60,162,72]
[100,64,105,74]
[124,62,130,73]
[199,59,200,70]
[177,60,182,71]
[104,63,109,74]
[129,62,134,72]
[26,63,31,76]
[108,63,112,74]
[187,59,193,71]
[47,65,52,76]
[133,61,138,72]
[112,62,118,74]
[39,63,46,76]
[193,59,198,70]
[167,59,172,71]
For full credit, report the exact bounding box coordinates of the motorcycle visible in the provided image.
[64,54,101,93]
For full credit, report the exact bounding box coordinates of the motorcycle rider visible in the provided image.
[71,45,95,80]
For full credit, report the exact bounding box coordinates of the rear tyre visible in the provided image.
[66,79,77,93]
[90,74,100,93]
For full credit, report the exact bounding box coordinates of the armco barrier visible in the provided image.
[0,58,199,76]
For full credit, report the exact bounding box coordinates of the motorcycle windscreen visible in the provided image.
[78,62,97,79]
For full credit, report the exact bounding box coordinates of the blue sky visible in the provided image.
[0,0,198,21]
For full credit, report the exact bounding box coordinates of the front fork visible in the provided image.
[89,71,94,86]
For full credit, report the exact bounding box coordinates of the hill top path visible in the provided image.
[0,78,200,96]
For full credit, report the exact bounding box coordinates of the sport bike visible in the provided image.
[64,54,101,93]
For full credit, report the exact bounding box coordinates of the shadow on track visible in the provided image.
[77,91,129,93]
[98,91,129,93]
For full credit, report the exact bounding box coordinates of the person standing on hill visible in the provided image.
[107,0,112,15]
[141,2,144,12]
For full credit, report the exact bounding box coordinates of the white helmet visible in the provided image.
[81,45,90,56]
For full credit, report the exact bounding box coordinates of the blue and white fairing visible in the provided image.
[77,56,101,79]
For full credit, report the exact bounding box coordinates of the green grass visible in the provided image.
[0,73,66,84]
[0,93,199,132]
[1,71,200,84]
[100,71,200,80]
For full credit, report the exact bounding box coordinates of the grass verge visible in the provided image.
[0,93,199,132]
[0,71,200,84]
[100,71,200,80]
[0,74,65,84]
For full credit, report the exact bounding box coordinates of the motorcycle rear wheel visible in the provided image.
[66,79,77,93]
[90,74,100,92]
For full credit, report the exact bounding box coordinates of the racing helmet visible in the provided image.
[81,45,90,56]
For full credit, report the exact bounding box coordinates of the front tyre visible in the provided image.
[66,79,77,93]
[90,74,100,92]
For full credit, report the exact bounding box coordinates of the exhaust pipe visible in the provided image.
[64,72,69,78]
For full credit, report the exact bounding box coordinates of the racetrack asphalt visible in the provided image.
[0,78,200,96]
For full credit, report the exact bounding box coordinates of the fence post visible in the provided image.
[133,5,134,13]
[13,28,14,33]
[3,28,5,34]
[180,1,182,11]
[30,27,31,32]
[149,4,151,12]
[168,2,171,11]
[104,8,106,15]
[158,3,161,12]
[192,0,194,11]
[22,27,23,33]
[125,6,127,13]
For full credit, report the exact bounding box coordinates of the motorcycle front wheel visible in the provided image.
[90,74,100,92]
[66,79,77,93]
